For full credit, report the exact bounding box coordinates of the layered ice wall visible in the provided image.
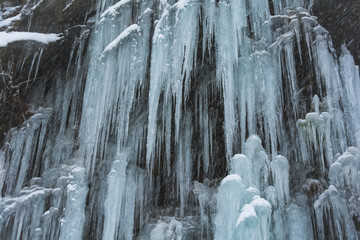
[1,0,360,239]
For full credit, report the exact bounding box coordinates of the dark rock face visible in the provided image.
[0,0,95,143]
[313,0,360,65]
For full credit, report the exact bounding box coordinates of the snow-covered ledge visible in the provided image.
[0,31,62,47]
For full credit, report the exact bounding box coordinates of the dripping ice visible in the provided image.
[0,0,360,239]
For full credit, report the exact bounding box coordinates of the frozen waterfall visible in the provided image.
[1,0,360,239]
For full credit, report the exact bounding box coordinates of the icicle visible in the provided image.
[193,181,214,239]
[1,109,51,195]
[314,185,358,240]
[339,45,360,147]
[214,174,245,240]
[79,0,150,173]
[243,135,269,190]
[59,167,88,240]
[296,106,334,169]
[234,196,272,240]
[176,115,193,217]
[215,0,247,160]
[271,155,290,207]
[146,6,170,171]
[287,203,314,240]
[230,154,251,188]
[102,156,128,240]
[329,147,360,196]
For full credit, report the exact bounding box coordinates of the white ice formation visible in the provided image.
[1,0,360,239]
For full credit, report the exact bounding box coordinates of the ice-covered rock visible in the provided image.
[271,155,290,207]
[314,185,358,240]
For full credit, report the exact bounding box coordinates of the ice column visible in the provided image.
[59,167,88,240]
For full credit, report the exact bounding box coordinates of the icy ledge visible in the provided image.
[0,32,62,47]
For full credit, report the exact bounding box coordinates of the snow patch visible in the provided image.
[0,32,61,47]
[100,24,140,58]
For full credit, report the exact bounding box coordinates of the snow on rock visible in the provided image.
[0,32,61,47]
[0,13,21,28]
[100,0,133,20]
[100,24,140,58]
[62,0,75,12]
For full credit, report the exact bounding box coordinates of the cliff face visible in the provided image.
[0,0,95,143]
[1,1,360,240]
[313,0,360,65]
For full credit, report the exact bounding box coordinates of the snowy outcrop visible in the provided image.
[0,32,61,47]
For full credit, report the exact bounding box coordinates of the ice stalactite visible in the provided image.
[296,110,333,170]
[79,0,152,173]
[102,157,128,240]
[271,156,290,208]
[215,136,290,240]
[214,174,245,240]
[1,109,52,196]
[0,13,91,239]
[59,167,88,240]
[286,203,314,240]
[314,185,358,240]
[2,0,360,239]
